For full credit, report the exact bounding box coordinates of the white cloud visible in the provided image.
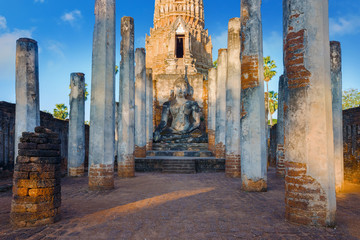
[34,0,45,3]
[330,15,360,36]
[0,29,33,81]
[61,10,82,26]
[0,16,7,30]
[46,40,65,58]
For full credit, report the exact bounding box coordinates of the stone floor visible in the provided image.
[0,168,360,240]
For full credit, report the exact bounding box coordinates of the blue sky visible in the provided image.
[0,0,359,120]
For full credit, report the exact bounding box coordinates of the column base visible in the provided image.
[215,142,225,159]
[135,145,147,158]
[285,161,335,227]
[68,166,85,177]
[208,130,215,154]
[88,164,114,190]
[225,154,241,178]
[242,176,267,192]
[146,141,153,151]
[118,154,135,178]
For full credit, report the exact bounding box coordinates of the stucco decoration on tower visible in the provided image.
[146,0,213,76]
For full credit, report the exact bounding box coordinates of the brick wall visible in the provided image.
[343,107,360,183]
[0,101,89,177]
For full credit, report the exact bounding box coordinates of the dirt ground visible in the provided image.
[0,167,359,240]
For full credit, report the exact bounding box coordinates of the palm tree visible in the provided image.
[263,56,277,126]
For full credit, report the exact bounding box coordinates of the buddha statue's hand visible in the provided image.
[153,131,161,142]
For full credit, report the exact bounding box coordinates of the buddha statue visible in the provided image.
[153,76,204,143]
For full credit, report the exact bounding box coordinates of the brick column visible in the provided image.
[208,68,217,155]
[68,73,85,177]
[276,75,287,177]
[240,0,267,192]
[118,17,135,178]
[284,0,336,226]
[225,18,241,178]
[146,69,154,151]
[88,0,116,190]
[15,38,40,164]
[11,127,61,227]
[215,49,227,159]
[330,41,344,192]
[135,48,147,158]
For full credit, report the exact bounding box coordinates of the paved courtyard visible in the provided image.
[0,168,359,240]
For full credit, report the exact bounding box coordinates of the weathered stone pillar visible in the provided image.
[215,49,227,159]
[15,38,40,164]
[135,48,147,158]
[330,41,344,192]
[208,68,217,155]
[88,0,116,190]
[146,69,154,151]
[240,0,267,192]
[118,17,135,178]
[283,0,336,226]
[68,73,85,177]
[225,18,241,178]
[276,75,287,177]
[11,127,61,227]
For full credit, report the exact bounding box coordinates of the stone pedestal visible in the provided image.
[276,75,287,177]
[15,38,40,165]
[215,49,227,159]
[11,127,61,228]
[146,69,154,151]
[135,48,147,158]
[330,41,344,192]
[240,0,267,192]
[208,68,217,155]
[89,0,116,190]
[118,17,135,178]
[68,73,85,177]
[225,18,242,178]
[284,0,336,227]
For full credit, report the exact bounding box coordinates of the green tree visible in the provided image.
[263,56,277,125]
[213,60,218,69]
[343,88,360,110]
[268,91,278,126]
[53,104,68,120]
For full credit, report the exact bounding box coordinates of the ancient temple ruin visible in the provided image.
[2,0,360,236]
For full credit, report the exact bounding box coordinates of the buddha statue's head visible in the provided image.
[174,76,189,99]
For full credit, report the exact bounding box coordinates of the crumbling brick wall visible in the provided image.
[0,101,89,176]
[343,107,360,184]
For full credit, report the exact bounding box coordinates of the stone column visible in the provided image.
[208,68,217,155]
[276,75,287,177]
[330,41,344,192]
[15,38,40,164]
[135,48,147,158]
[215,49,227,159]
[240,0,267,192]
[68,73,86,177]
[283,0,336,226]
[226,18,241,178]
[118,16,135,178]
[88,0,116,190]
[146,69,154,151]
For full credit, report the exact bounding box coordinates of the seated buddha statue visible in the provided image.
[153,76,203,143]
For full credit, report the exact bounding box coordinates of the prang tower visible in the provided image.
[146,0,213,76]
